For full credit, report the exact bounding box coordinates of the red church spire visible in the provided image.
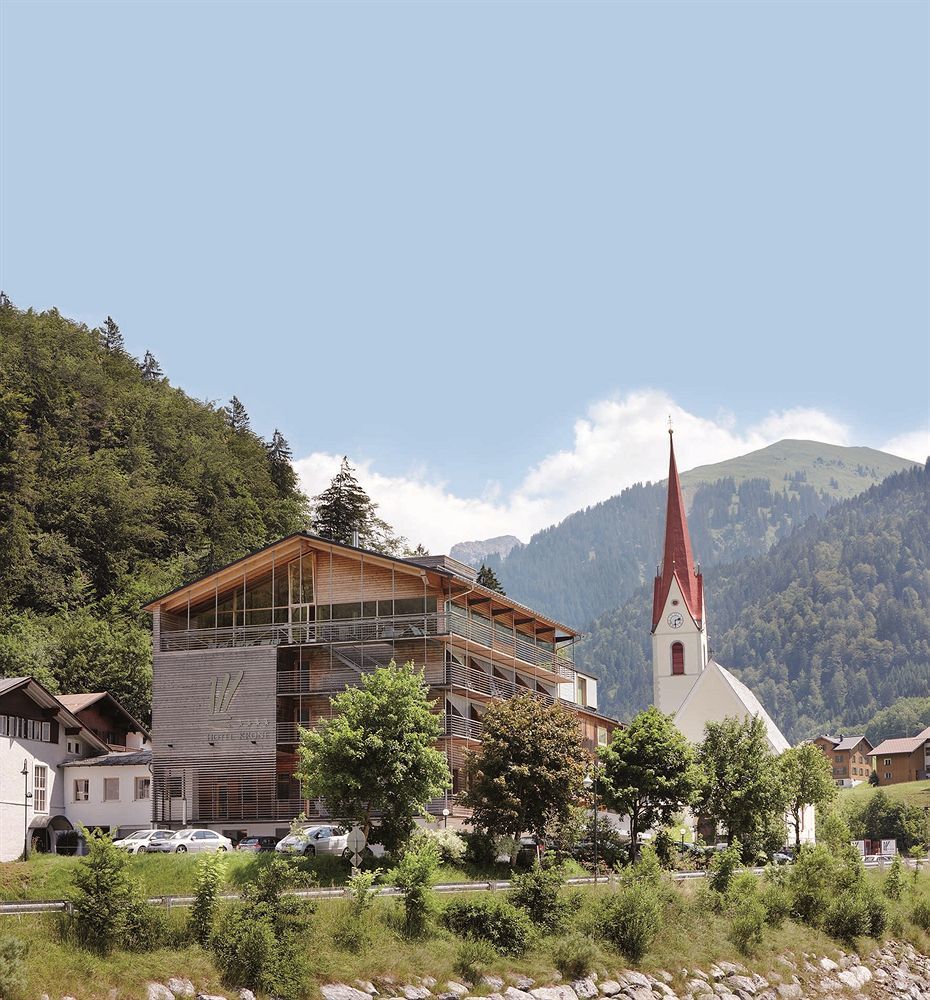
[652,428,703,630]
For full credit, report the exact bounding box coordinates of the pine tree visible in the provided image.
[265,428,296,493]
[98,316,124,354]
[224,395,250,433]
[477,563,505,594]
[0,291,12,308]
[139,351,163,382]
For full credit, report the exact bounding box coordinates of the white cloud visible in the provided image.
[294,390,856,554]
[882,428,930,464]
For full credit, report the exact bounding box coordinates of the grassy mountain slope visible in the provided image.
[576,462,930,741]
[0,303,309,720]
[485,442,917,627]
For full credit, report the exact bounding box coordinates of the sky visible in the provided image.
[2,0,928,553]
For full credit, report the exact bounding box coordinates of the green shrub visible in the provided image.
[884,855,905,901]
[331,903,372,953]
[551,931,598,979]
[345,866,383,916]
[0,936,28,1000]
[462,831,498,866]
[213,907,278,990]
[760,878,792,928]
[70,827,158,954]
[911,896,930,931]
[728,897,766,956]
[788,845,835,926]
[442,897,533,956]
[394,836,441,937]
[509,860,566,930]
[707,842,742,896]
[823,887,871,942]
[597,882,662,964]
[453,938,497,985]
[417,828,467,864]
[189,851,227,946]
[866,888,888,937]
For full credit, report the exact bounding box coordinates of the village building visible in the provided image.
[651,430,815,844]
[143,535,617,842]
[870,727,930,785]
[813,734,874,786]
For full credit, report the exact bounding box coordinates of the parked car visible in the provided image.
[112,829,178,854]
[771,849,795,866]
[275,825,348,857]
[514,835,546,868]
[236,836,278,852]
[148,828,233,853]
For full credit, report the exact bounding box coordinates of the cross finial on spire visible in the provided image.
[668,414,673,437]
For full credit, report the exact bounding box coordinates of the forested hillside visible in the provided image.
[577,462,930,741]
[484,441,915,627]
[0,303,310,721]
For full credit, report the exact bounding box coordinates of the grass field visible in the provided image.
[3,863,928,1000]
[837,779,930,811]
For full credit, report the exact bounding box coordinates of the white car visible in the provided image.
[275,825,349,857]
[149,828,233,854]
[112,829,178,854]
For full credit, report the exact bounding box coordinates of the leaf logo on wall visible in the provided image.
[210,671,244,718]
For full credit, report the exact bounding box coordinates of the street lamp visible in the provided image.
[680,826,687,850]
[20,760,32,860]
[442,808,450,829]
[583,771,598,883]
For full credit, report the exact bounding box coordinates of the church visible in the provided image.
[650,430,815,844]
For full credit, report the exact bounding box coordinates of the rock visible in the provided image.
[196,995,227,1000]
[422,982,437,992]
[572,981,597,1000]
[818,959,838,973]
[482,979,505,993]
[717,966,744,978]
[709,969,724,983]
[623,974,651,990]
[530,989,577,1000]
[504,989,535,1000]
[620,988,652,1000]
[685,981,711,996]
[774,987,801,999]
[355,985,378,996]
[238,992,256,1000]
[723,978,755,996]
[597,983,622,997]
[657,974,673,985]
[167,982,195,999]
[837,968,871,991]
[514,982,536,992]
[148,987,175,1000]
[403,989,431,1000]
[445,988,468,998]
[323,988,377,1000]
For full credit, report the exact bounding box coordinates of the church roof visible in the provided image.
[652,431,703,629]
[675,659,790,753]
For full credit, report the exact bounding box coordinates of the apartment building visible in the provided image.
[144,533,617,840]
[813,734,874,786]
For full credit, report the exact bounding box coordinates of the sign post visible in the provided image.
[346,826,367,869]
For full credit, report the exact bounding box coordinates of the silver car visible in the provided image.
[112,829,177,854]
[275,825,348,856]
[149,828,233,853]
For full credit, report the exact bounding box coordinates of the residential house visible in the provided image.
[813,734,874,786]
[870,727,930,785]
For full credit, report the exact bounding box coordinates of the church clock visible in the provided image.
[667,612,683,629]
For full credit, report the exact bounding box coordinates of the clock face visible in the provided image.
[667,612,684,629]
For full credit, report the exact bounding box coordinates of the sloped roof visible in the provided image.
[0,677,108,753]
[56,692,106,713]
[835,735,871,752]
[62,749,152,768]
[675,659,790,753]
[0,677,30,696]
[871,727,930,758]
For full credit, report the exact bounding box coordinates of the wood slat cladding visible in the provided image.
[314,550,427,604]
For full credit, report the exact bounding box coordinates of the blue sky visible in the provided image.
[2,0,928,550]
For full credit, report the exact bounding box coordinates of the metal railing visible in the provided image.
[278,661,446,695]
[442,715,483,740]
[160,609,573,678]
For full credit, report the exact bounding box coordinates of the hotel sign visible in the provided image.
[207,670,273,744]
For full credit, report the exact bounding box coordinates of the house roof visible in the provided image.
[675,659,790,754]
[652,431,703,630]
[54,691,151,739]
[835,735,871,752]
[0,677,109,753]
[870,727,930,758]
[62,749,152,768]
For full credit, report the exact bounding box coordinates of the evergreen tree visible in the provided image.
[98,316,124,354]
[139,351,163,382]
[265,428,296,493]
[224,395,250,433]
[311,457,407,555]
[477,563,506,594]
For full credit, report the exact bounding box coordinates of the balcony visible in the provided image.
[160,608,573,678]
[276,713,483,745]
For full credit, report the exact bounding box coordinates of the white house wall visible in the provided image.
[64,764,153,833]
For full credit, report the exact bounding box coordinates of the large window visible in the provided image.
[0,716,53,742]
[671,642,685,676]
[34,766,47,812]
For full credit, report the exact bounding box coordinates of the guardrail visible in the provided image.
[0,859,909,917]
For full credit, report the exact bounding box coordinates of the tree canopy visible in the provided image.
[294,661,449,850]
[778,742,836,848]
[477,564,505,594]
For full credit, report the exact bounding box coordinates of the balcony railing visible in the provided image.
[160,609,573,678]
[277,714,483,744]
[436,661,567,706]
[278,661,446,695]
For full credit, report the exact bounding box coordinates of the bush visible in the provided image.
[729,897,766,956]
[597,882,662,964]
[911,896,930,931]
[823,888,871,942]
[453,937,497,985]
[760,877,792,928]
[442,897,533,956]
[331,903,372,953]
[0,936,28,1000]
[70,827,158,954]
[394,836,441,937]
[551,931,598,979]
[884,855,906,901]
[462,830,498,866]
[788,845,835,926]
[707,842,742,896]
[189,851,227,946]
[509,860,566,929]
[345,866,383,916]
[417,828,467,864]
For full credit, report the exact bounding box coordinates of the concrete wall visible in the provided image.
[64,763,153,833]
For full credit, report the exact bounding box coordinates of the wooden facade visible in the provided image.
[146,534,617,835]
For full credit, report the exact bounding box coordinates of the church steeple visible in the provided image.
[652,428,703,630]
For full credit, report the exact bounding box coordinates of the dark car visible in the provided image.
[236,836,278,852]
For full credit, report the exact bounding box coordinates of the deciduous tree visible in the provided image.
[778,742,836,848]
[295,661,449,850]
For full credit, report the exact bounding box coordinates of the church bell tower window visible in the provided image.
[671,642,684,676]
